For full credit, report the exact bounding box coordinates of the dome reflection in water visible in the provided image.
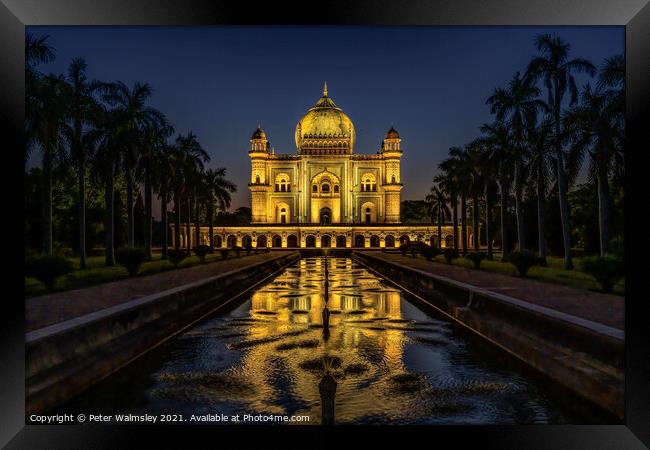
[67,257,602,424]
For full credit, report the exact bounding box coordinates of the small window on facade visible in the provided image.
[391,175,396,183]
[312,184,318,193]
[321,183,330,193]
[255,175,260,184]
[333,185,339,193]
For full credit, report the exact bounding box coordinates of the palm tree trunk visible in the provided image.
[514,161,526,251]
[472,195,479,253]
[554,97,573,270]
[536,166,547,265]
[208,205,214,252]
[186,195,192,255]
[126,166,135,247]
[174,193,181,250]
[597,163,611,256]
[452,195,459,252]
[437,207,442,250]
[42,146,53,256]
[161,192,168,259]
[499,179,510,260]
[461,194,468,256]
[78,156,87,269]
[194,199,201,248]
[485,185,493,260]
[144,170,152,260]
[104,163,115,266]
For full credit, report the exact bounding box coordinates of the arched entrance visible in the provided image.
[370,235,380,248]
[320,207,331,225]
[321,235,332,248]
[242,235,252,248]
[354,235,365,248]
[336,235,347,248]
[430,235,439,248]
[272,235,282,248]
[445,235,454,248]
[385,235,395,248]
[213,235,222,248]
[306,235,316,248]
[257,235,267,248]
[399,235,410,245]
[227,235,237,248]
[287,234,298,248]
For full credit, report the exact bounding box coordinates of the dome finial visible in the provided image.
[323,81,328,97]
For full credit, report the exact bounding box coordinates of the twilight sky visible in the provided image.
[27,26,623,217]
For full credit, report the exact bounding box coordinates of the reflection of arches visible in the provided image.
[213,235,222,248]
[336,235,346,248]
[320,207,331,225]
[321,235,332,248]
[370,235,380,247]
[445,234,454,248]
[287,234,298,248]
[385,235,395,248]
[242,235,252,248]
[274,173,291,192]
[276,202,290,224]
[361,173,377,192]
[306,235,316,248]
[399,235,410,245]
[361,201,377,224]
[272,235,282,248]
[257,235,267,248]
[354,235,365,248]
[227,235,237,248]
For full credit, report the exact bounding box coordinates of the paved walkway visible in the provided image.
[370,253,624,330]
[26,252,294,332]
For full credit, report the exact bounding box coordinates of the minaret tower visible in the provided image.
[248,125,270,223]
[382,126,403,223]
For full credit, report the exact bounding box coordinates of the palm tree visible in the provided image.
[63,58,101,268]
[437,155,462,252]
[526,34,596,269]
[93,106,124,266]
[152,141,176,259]
[524,119,554,265]
[564,81,623,256]
[27,74,68,256]
[175,132,210,255]
[203,168,237,249]
[137,123,174,260]
[465,140,486,253]
[26,33,56,166]
[447,146,472,255]
[487,71,547,251]
[425,182,451,249]
[99,81,166,248]
[480,122,516,259]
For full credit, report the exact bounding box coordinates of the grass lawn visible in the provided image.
[408,253,625,296]
[25,250,261,298]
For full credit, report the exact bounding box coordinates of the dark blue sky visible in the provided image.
[28,26,623,214]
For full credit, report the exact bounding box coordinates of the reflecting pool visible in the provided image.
[64,257,604,424]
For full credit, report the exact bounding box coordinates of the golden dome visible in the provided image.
[295,82,355,153]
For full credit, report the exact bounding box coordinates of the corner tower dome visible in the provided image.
[294,82,356,155]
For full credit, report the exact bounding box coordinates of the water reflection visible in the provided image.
[70,257,595,424]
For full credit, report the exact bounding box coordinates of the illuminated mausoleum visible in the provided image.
[171,83,465,249]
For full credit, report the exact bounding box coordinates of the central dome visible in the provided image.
[295,82,355,154]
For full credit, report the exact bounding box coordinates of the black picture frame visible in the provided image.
[1,0,648,447]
